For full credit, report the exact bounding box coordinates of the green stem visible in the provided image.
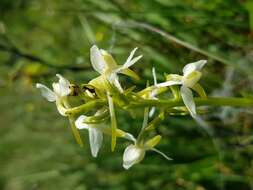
[66,97,253,117]
[65,97,253,117]
[129,97,253,108]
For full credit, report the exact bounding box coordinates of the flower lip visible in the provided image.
[75,115,89,129]
[123,144,145,169]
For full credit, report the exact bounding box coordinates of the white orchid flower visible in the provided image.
[123,135,172,169]
[89,45,142,93]
[75,113,136,157]
[36,74,71,116]
[156,60,207,117]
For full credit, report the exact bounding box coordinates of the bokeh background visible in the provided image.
[1,0,253,189]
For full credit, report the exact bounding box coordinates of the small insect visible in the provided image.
[69,84,80,96]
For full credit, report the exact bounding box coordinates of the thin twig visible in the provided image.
[0,42,90,71]
[120,20,232,65]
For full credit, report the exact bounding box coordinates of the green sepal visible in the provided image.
[191,83,207,98]
[102,51,118,69]
[166,74,182,81]
[68,117,84,147]
[144,135,161,148]
[88,75,109,98]
[119,68,140,81]
[124,86,136,95]
[169,85,180,99]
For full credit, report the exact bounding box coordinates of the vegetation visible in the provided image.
[0,0,253,189]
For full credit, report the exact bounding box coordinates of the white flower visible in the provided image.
[122,135,172,169]
[36,74,71,116]
[75,113,136,157]
[75,115,103,157]
[89,45,142,92]
[156,60,207,117]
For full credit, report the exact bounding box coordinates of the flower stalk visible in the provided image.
[36,45,253,169]
[128,97,253,108]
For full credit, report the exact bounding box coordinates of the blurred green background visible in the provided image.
[1,0,253,189]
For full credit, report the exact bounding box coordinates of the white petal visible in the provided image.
[88,127,103,157]
[156,80,182,88]
[108,73,123,92]
[152,67,157,85]
[122,47,142,70]
[182,60,207,76]
[123,145,145,170]
[36,83,56,102]
[125,48,138,65]
[149,107,156,117]
[124,133,136,143]
[52,82,60,95]
[75,115,90,129]
[90,45,106,74]
[113,77,123,93]
[123,55,142,70]
[180,86,196,116]
[55,74,71,96]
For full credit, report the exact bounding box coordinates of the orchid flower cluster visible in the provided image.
[36,45,208,169]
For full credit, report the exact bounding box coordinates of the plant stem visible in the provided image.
[66,97,253,116]
[130,97,253,108]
